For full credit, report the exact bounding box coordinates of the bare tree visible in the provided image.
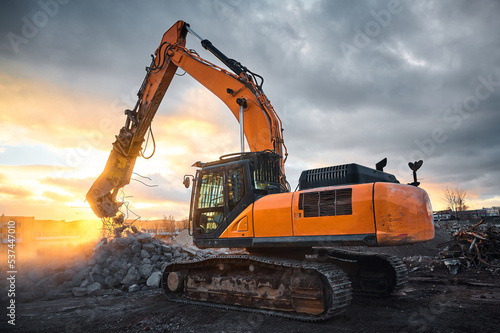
[179,218,189,230]
[153,219,162,235]
[443,186,469,221]
[163,214,177,233]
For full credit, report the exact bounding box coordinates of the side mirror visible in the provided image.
[183,175,191,188]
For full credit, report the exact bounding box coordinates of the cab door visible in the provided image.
[192,161,253,239]
[224,163,255,238]
[193,167,226,238]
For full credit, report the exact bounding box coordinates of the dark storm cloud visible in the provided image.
[1,0,499,205]
[257,0,500,191]
[0,1,207,97]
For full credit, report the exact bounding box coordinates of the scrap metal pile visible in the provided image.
[438,220,500,274]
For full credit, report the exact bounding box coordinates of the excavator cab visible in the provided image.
[187,151,284,242]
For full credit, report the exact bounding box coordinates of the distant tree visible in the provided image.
[443,186,469,221]
[179,218,189,230]
[152,219,162,235]
[163,214,176,233]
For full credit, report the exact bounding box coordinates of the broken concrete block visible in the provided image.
[131,240,142,253]
[138,264,154,279]
[120,266,140,286]
[114,237,131,249]
[69,267,90,288]
[108,261,123,274]
[140,249,151,259]
[164,253,173,262]
[183,246,198,256]
[89,272,105,285]
[173,230,193,246]
[54,269,76,285]
[113,265,128,282]
[95,250,109,265]
[138,233,152,243]
[91,263,102,274]
[87,282,102,294]
[161,244,173,253]
[132,255,143,266]
[104,275,119,289]
[128,284,140,292]
[72,287,87,297]
[142,243,156,253]
[146,271,162,288]
[80,277,92,288]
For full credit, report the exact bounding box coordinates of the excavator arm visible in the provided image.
[86,20,287,218]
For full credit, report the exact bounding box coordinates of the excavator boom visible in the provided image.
[86,20,286,218]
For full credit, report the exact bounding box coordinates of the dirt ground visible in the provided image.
[2,225,500,333]
[0,260,497,333]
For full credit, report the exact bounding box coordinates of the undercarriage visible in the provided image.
[317,248,408,295]
[161,248,407,321]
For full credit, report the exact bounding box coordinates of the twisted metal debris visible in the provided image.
[438,220,500,274]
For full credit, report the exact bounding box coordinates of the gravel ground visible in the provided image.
[4,268,499,333]
[2,222,500,332]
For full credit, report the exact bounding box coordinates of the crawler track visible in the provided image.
[316,248,408,295]
[162,255,352,321]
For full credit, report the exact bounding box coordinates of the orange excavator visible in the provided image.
[87,20,434,321]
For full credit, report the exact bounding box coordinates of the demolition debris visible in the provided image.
[11,220,500,304]
[438,220,500,274]
[16,228,227,300]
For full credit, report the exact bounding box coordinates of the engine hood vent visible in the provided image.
[298,163,399,190]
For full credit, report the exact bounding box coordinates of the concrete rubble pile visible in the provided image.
[438,220,500,274]
[19,229,224,300]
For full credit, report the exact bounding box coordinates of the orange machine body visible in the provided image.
[196,178,434,249]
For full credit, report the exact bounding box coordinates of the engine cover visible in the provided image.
[298,163,399,190]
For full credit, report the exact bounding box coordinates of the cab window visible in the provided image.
[228,168,245,211]
[198,171,224,208]
[197,171,224,234]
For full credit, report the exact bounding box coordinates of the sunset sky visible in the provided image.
[1,0,499,222]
